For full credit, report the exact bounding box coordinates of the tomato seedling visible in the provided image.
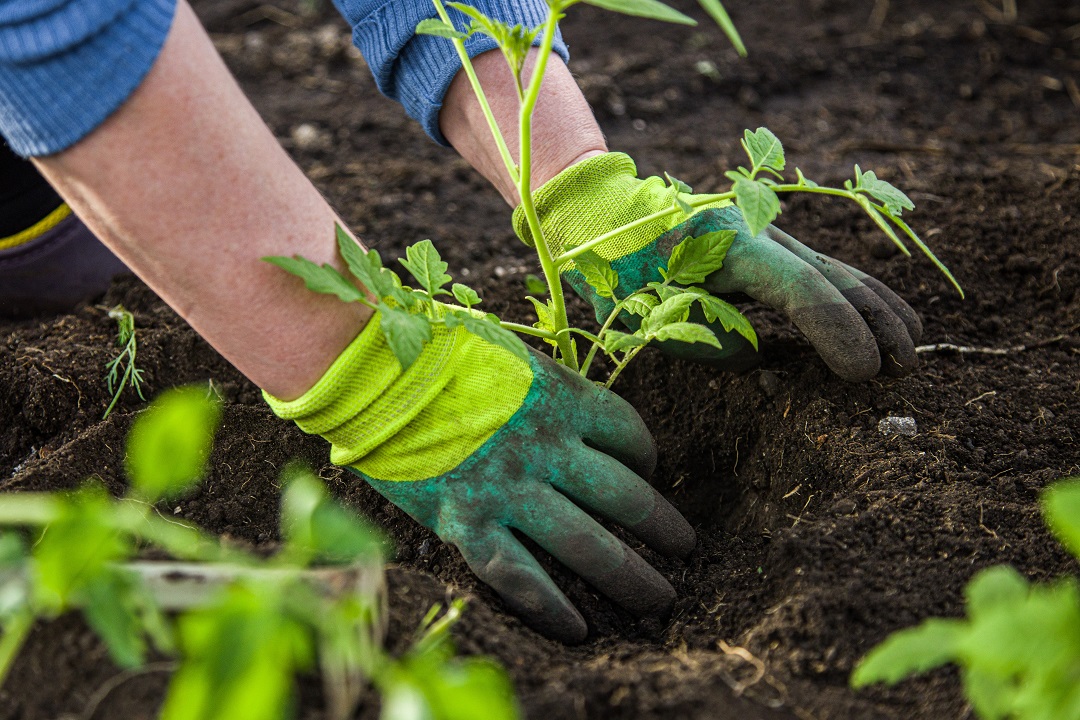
[103,304,147,418]
[0,387,518,720]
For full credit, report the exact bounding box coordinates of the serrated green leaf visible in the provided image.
[1043,477,1080,559]
[622,294,659,317]
[646,281,680,302]
[263,255,365,304]
[653,322,722,348]
[640,293,696,336]
[400,240,453,297]
[604,330,647,354]
[335,225,398,300]
[415,18,468,39]
[664,230,736,285]
[574,250,619,300]
[695,0,746,55]
[850,618,964,687]
[857,171,914,216]
[125,386,221,502]
[742,128,785,174]
[732,176,781,236]
[695,293,758,349]
[379,304,432,370]
[526,296,553,330]
[451,283,481,308]
[581,0,696,26]
[457,315,530,364]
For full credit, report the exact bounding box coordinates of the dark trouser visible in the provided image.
[0,140,128,318]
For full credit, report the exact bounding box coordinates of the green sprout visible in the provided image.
[103,305,147,419]
[269,0,959,387]
[851,477,1080,720]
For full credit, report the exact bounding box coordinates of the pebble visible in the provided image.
[878,416,917,437]
[291,123,324,151]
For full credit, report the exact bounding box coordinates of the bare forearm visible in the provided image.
[440,49,607,206]
[34,1,370,400]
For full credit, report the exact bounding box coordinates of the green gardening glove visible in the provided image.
[513,153,924,381]
[265,309,694,643]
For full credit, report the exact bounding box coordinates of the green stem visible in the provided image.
[555,192,731,266]
[579,294,635,377]
[0,610,34,685]
[604,343,647,389]
[516,8,578,371]
[499,320,556,341]
[431,0,518,185]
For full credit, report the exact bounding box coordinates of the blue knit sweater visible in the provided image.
[0,0,568,157]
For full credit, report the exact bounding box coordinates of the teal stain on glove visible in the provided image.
[515,153,924,381]
[267,310,694,643]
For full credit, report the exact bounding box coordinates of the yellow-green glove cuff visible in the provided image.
[512,152,730,269]
[264,308,533,481]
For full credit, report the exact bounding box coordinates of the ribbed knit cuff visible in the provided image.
[334,0,568,145]
[0,0,177,157]
[263,312,461,468]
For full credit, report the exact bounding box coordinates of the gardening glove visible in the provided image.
[265,308,695,643]
[513,152,923,381]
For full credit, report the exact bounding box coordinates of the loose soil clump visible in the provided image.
[2,1,1078,718]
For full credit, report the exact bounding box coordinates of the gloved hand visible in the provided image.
[265,308,695,643]
[513,152,923,381]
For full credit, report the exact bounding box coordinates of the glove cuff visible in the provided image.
[263,311,460,468]
[512,151,678,268]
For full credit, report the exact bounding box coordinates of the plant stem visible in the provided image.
[604,344,646,389]
[499,320,556,341]
[555,192,731,266]
[516,7,578,370]
[431,0,518,185]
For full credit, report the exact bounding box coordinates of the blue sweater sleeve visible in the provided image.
[0,0,177,157]
[332,0,569,146]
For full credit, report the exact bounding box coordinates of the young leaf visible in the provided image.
[695,0,746,56]
[335,225,397,299]
[646,281,681,302]
[695,293,758,349]
[81,570,151,668]
[456,314,530,363]
[126,386,222,503]
[400,239,453,296]
[964,565,1030,621]
[1043,477,1080,559]
[574,250,620,300]
[850,618,964,688]
[794,167,819,188]
[526,296,554,330]
[731,176,781,236]
[640,293,696,336]
[604,330,647,354]
[581,0,697,25]
[622,293,659,317]
[664,172,693,195]
[524,274,548,296]
[452,283,482,308]
[263,256,365,304]
[742,127,785,174]
[675,197,695,217]
[653,322,722,348]
[415,18,468,39]
[379,304,433,370]
[663,230,736,285]
[281,465,385,565]
[856,169,915,216]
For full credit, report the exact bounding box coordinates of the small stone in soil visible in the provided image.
[878,416,917,437]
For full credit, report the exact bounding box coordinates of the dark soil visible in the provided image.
[3,0,1079,718]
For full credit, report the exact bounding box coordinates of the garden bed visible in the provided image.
[2,0,1078,717]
